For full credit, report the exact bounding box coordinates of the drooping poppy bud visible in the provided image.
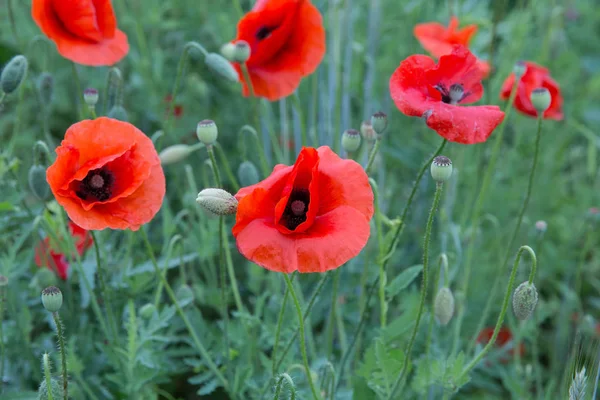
[342,129,361,153]
[29,164,50,201]
[434,287,455,325]
[512,281,538,320]
[196,119,218,145]
[238,160,260,186]
[41,286,63,313]
[196,188,238,216]
[159,144,195,165]
[205,53,239,83]
[37,72,53,105]
[1,55,28,94]
[431,156,453,183]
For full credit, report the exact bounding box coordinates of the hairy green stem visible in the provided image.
[388,181,444,399]
[273,373,297,400]
[272,274,294,375]
[90,232,118,342]
[365,138,381,174]
[43,354,54,400]
[459,246,537,380]
[140,227,232,397]
[219,216,230,380]
[326,269,341,358]
[52,312,68,400]
[207,145,223,188]
[283,274,320,400]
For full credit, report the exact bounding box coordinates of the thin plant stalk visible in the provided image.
[140,227,232,397]
[451,76,521,354]
[388,181,445,399]
[459,246,538,380]
[43,354,54,400]
[282,274,320,400]
[326,269,341,358]
[365,138,382,174]
[272,273,296,376]
[466,115,544,353]
[207,145,223,188]
[90,232,119,342]
[219,216,230,380]
[335,138,447,389]
[52,312,68,400]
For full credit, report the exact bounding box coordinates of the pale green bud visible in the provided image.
[196,188,238,216]
[434,287,455,326]
[512,281,538,320]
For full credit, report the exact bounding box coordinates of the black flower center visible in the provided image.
[435,83,468,105]
[255,25,275,41]
[281,188,310,230]
[76,168,114,202]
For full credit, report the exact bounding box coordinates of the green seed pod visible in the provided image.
[159,144,194,165]
[512,281,538,320]
[1,55,28,94]
[196,188,238,216]
[530,87,551,114]
[434,287,455,326]
[233,40,251,63]
[41,286,63,313]
[37,72,54,106]
[107,105,128,122]
[196,119,218,145]
[83,88,99,107]
[139,303,157,320]
[29,164,50,201]
[370,111,388,134]
[341,129,361,153]
[238,160,260,187]
[513,61,527,78]
[430,155,453,183]
[204,53,239,83]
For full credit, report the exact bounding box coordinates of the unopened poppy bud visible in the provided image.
[513,61,527,78]
[431,155,453,183]
[220,42,237,61]
[83,88,99,107]
[196,119,218,145]
[371,111,388,134]
[37,72,53,105]
[535,220,547,233]
[342,129,361,153]
[196,188,238,215]
[434,287,455,325]
[159,144,194,165]
[238,160,260,186]
[139,303,156,320]
[512,281,538,320]
[205,53,239,83]
[233,40,251,63]
[530,88,551,114]
[29,164,50,201]
[107,105,128,122]
[360,121,376,142]
[41,286,63,313]
[1,55,28,94]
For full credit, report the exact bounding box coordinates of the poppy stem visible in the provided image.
[388,181,444,400]
[206,145,223,188]
[282,273,321,400]
[71,63,84,120]
[335,138,447,390]
[451,75,520,356]
[369,178,387,328]
[218,216,231,382]
[214,143,241,191]
[51,312,68,400]
[140,227,232,396]
[239,125,270,177]
[90,232,119,343]
[273,373,297,400]
[459,246,537,381]
[425,254,449,361]
[272,273,296,376]
[364,138,381,174]
[42,354,54,400]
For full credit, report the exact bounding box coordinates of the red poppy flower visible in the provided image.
[390,45,504,144]
[414,16,490,77]
[499,62,563,120]
[476,327,525,364]
[230,0,326,101]
[164,95,183,118]
[233,146,373,273]
[46,117,166,231]
[32,0,129,66]
[35,221,93,280]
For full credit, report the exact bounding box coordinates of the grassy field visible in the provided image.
[1,0,600,399]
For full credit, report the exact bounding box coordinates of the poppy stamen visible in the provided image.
[436,83,468,105]
[76,168,114,202]
[281,188,310,230]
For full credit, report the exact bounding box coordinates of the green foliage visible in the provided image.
[357,338,407,399]
[412,352,470,396]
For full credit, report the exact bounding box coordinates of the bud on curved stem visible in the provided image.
[273,373,297,400]
[42,353,55,400]
[1,54,28,95]
[459,245,538,380]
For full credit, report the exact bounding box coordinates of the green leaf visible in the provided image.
[411,352,470,395]
[357,338,406,399]
[0,202,14,212]
[386,264,423,300]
